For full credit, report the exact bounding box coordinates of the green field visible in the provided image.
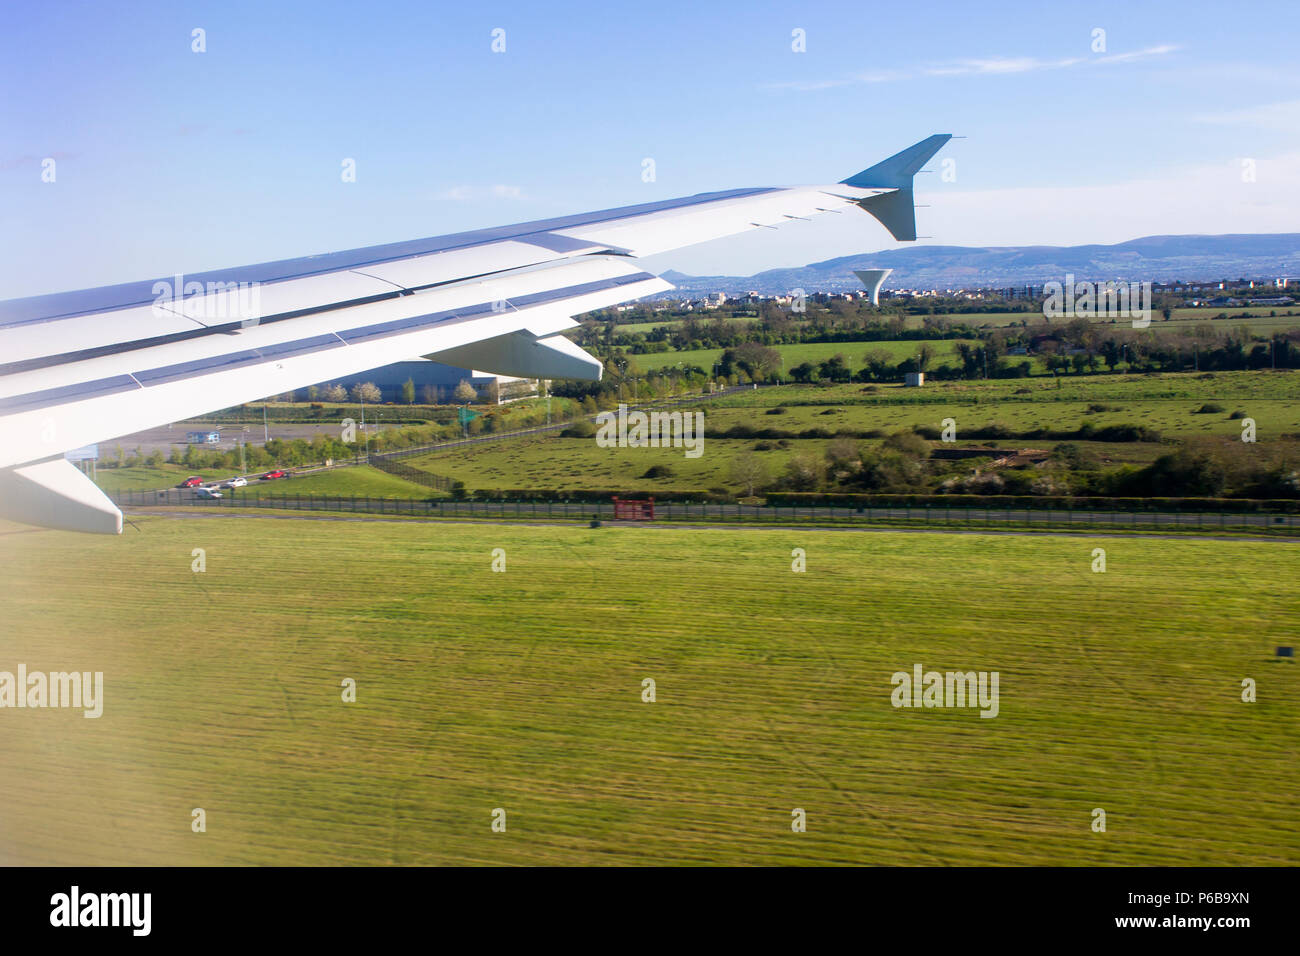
[260,465,431,497]
[1,517,1296,865]
[612,305,1300,339]
[628,339,975,374]
[402,371,1297,492]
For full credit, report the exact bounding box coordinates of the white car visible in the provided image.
[194,486,223,499]
[224,476,248,488]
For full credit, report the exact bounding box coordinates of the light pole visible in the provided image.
[360,394,370,457]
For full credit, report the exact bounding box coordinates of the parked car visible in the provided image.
[178,476,205,488]
[261,469,288,480]
[194,487,222,499]
[224,476,248,488]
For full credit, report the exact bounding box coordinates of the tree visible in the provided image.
[915,343,935,373]
[350,382,382,404]
[862,348,893,382]
[789,361,818,383]
[825,437,861,473]
[453,379,478,404]
[730,342,783,381]
[400,378,416,405]
[729,452,770,497]
[323,383,349,402]
[782,453,824,491]
[818,354,852,382]
[882,430,930,460]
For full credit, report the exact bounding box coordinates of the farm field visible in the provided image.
[611,305,1300,338]
[1,517,1295,866]
[407,431,1171,493]
[412,433,819,490]
[708,370,1299,407]
[627,339,977,374]
[700,395,1300,441]
[404,371,1297,492]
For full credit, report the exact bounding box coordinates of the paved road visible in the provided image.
[101,422,394,456]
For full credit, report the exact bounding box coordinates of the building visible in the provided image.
[306,359,537,405]
[904,372,925,387]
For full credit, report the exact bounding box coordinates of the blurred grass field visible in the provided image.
[0,516,1295,865]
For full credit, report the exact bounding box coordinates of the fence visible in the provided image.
[367,455,456,491]
[112,489,1300,532]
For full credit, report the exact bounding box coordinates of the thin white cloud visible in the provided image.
[1094,44,1179,64]
[924,55,1083,77]
[433,185,473,201]
[765,45,1178,91]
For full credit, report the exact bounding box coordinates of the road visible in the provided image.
[101,422,394,456]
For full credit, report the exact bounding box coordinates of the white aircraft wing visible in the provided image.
[0,134,951,533]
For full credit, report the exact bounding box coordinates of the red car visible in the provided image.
[261,469,288,480]
[178,476,205,488]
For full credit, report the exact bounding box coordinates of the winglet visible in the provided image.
[840,134,952,242]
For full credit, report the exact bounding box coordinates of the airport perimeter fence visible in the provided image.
[113,488,1300,532]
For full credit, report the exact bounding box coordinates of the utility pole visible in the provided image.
[262,405,269,443]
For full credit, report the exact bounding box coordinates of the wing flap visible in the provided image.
[425,331,604,381]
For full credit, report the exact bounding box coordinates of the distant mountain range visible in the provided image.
[658,234,1300,296]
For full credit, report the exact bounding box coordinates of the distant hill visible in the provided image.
[659,234,1300,296]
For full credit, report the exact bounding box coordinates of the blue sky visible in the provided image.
[3,0,1298,297]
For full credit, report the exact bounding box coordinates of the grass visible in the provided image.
[612,307,1300,339]
[401,370,1299,492]
[628,339,975,374]
[94,463,431,497]
[258,466,433,497]
[0,517,1295,865]
[92,462,231,492]
[412,434,805,490]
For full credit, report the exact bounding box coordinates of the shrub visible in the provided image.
[560,421,596,438]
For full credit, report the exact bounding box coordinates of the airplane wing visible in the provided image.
[0,134,951,533]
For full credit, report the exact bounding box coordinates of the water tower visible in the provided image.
[853,268,893,306]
